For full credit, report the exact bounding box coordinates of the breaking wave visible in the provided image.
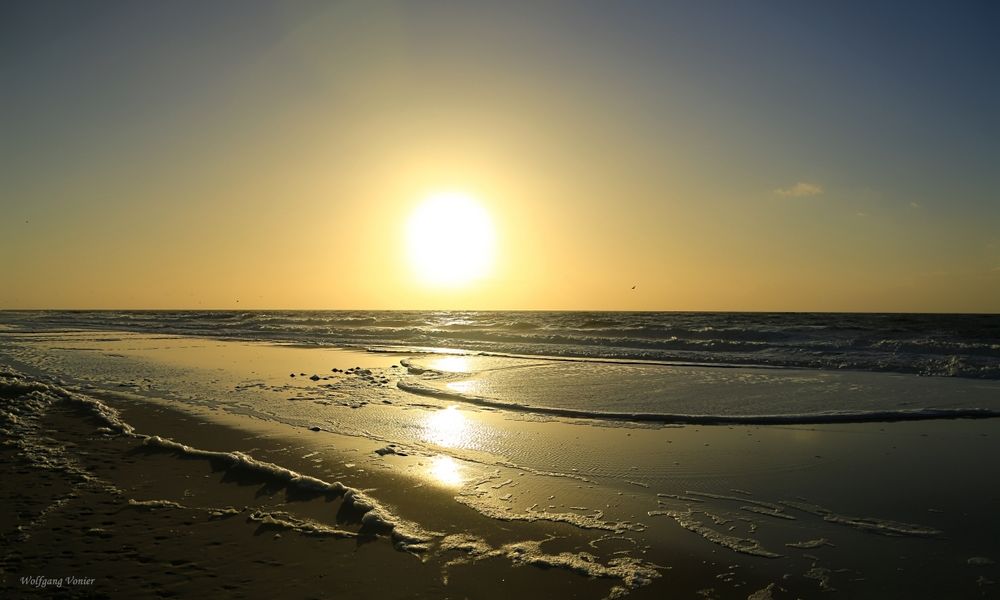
[3,310,998,379]
[396,376,1000,424]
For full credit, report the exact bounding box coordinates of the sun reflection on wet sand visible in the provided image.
[422,405,469,447]
[424,355,474,373]
[429,455,464,486]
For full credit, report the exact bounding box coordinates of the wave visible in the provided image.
[396,378,1000,424]
[4,311,999,379]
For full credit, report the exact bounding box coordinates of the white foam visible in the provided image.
[685,490,785,512]
[741,505,796,521]
[656,493,704,503]
[1,369,135,545]
[0,372,114,487]
[649,510,781,558]
[785,538,832,549]
[498,462,594,483]
[440,533,493,556]
[0,370,134,435]
[674,488,939,538]
[141,436,437,550]
[456,472,642,533]
[440,535,662,599]
[126,499,187,510]
[456,492,638,533]
[144,436,348,493]
[1,367,436,553]
[247,510,358,539]
[780,500,941,537]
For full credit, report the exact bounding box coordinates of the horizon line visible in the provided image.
[1,308,997,316]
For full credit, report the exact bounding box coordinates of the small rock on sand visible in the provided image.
[747,583,779,600]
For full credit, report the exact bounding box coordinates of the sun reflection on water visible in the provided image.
[422,405,469,447]
[425,355,474,373]
[429,454,464,486]
[421,406,475,486]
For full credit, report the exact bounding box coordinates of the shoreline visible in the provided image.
[1,365,648,599]
[2,328,999,598]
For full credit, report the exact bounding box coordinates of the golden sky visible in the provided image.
[2,2,998,312]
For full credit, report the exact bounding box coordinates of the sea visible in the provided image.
[3,310,998,379]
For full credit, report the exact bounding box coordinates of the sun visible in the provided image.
[406,192,496,287]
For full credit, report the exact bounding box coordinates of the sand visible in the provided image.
[2,329,999,599]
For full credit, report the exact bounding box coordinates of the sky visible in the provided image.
[1,0,998,312]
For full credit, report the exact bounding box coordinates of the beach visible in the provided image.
[2,316,999,598]
[5,2,997,596]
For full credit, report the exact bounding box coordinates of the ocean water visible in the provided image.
[5,310,998,425]
[4,310,999,379]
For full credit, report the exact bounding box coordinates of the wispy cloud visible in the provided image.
[774,182,823,198]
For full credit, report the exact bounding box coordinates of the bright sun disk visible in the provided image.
[406,192,496,287]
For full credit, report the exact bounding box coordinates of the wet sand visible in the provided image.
[2,330,999,598]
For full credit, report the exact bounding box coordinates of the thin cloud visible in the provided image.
[775,182,823,197]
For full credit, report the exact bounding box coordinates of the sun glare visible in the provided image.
[406,192,496,287]
[429,455,464,486]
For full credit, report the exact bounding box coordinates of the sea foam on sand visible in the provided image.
[0,366,664,597]
[1,367,433,552]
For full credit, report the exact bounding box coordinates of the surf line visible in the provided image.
[396,379,1000,425]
